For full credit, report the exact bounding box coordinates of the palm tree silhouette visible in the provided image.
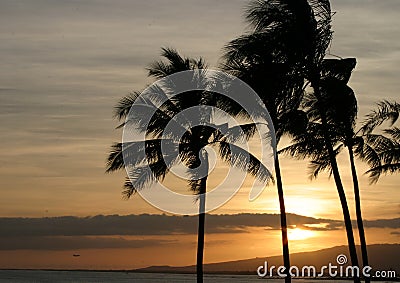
[221,1,315,280]
[221,1,361,281]
[283,98,400,283]
[361,100,400,181]
[281,57,377,281]
[222,36,302,283]
[300,27,361,283]
[106,48,274,283]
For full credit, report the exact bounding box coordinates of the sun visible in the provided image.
[288,228,315,241]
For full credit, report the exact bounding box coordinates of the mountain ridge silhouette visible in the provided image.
[134,244,399,275]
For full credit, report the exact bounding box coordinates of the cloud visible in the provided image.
[364,218,400,229]
[0,213,398,250]
[4,213,397,238]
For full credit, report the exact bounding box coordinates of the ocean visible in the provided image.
[0,270,373,283]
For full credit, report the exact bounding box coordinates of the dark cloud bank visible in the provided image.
[0,214,398,250]
[0,213,345,238]
[1,213,399,238]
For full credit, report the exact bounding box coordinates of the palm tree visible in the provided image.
[281,57,378,281]
[222,1,361,281]
[345,101,398,278]
[304,37,362,283]
[283,98,400,283]
[106,48,274,283]
[222,40,303,283]
[361,100,400,181]
[221,1,315,280]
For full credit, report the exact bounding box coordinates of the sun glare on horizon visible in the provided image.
[288,228,315,241]
[284,187,338,218]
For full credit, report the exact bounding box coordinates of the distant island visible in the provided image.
[134,244,399,277]
[1,244,398,280]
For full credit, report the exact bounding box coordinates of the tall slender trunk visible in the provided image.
[313,81,360,283]
[275,157,291,283]
[327,150,360,283]
[348,146,370,283]
[196,177,207,283]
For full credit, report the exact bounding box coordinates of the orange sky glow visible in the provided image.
[0,0,399,270]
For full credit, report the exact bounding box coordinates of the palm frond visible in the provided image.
[147,60,171,79]
[161,47,187,66]
[113,92,141,121]
[122,177,136,199]
[106,142,125,173]
[379,148,400,166]
[279,120,332,160]
[124,103,189,140]
[218,141,273,184]
[125,158,172,193]
[147,47,187,78]
[190,57,207,70]
[363,133,396,153]
[245,0,290,32]
[361,100,400,134]
[125,166,156,194]
[221,123,258,143]
[308,144,342,179]
[147,47,205,79]
[106,139,177,173]
[366,163,400,184]
[308,158,332,180]
[278,137,325,160]
[353,136,381,170]
[222,32,277,65]
[358,129,400,183]
[188,179,202,194]
[383,127,400,141]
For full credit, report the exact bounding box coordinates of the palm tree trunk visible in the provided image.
[328,152,360,283]
[348,146,370,283]
[196,177,207,283]
[312,81,360,283]
[275,156,291,283]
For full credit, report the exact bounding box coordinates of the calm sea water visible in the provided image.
[0,270,388,283]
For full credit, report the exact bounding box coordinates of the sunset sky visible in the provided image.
[0,0,399,270]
